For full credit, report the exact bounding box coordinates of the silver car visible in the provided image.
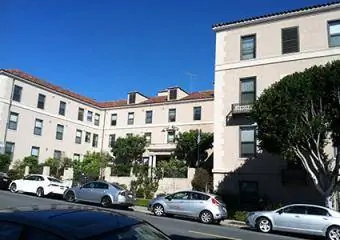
[247,204,340,239]
[147,190,227,224]
[63,181,135,208]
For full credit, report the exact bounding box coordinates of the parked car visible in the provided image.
[0,172,11,190]
[148,190,227,224]
[247,204,340,239]
[0,204,171,240]
[63,180,135,208]
[9,174,69,197]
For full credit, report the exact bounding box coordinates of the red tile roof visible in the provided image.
[1,69,213,108]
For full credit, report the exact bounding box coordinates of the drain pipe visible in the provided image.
[2,77,15,155]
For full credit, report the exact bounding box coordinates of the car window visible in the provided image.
[110,183,124,190]
[172,192,190,200]
[36,176,44,181]
[94,182,109,189]
[283,206,306,214]
[25,227,63,240]
[306,206,329,216]
[47,177,62,183]
[24,175,36,181]
[83,182,95,188]
[191,192,209,200]
[0,221,23,240]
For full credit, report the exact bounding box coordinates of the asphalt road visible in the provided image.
[0,190,316,240]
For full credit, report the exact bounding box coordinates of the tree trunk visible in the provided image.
[325,193,334,209]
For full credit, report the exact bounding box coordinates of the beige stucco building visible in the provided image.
[0,69,213,168]
[213,2,340,204]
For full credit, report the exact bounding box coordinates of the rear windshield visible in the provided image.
[47,177,62,183]
[110,183,125,190]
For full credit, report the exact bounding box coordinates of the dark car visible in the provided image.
[0,172,10,190]
[0,204,171,240]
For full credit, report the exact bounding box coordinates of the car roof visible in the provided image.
[173,190,214,196]
[0,205,141,239]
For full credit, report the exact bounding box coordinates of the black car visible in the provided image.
[0,172,10,190]
[0,204,171,240]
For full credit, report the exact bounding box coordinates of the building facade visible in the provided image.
[0,69,213,168]
[213,2,340,204]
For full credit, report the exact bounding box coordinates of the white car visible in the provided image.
[9,174,69,197]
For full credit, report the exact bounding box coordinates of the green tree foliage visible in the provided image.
[158,157,187,178]
[174,130,213,167]
[44,157,73,178]
[191,167,213,192]
[0,154,11,172]
[251,60,340,205]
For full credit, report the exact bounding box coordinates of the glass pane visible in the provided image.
[330,35,340,47]
[128,113,134,119]
[57,125,63,132]
[241,143,255,155]
[35,120,42,128]
[10,114,18,122]
[111,114,117,120]
[241,79,254,92]
[241,92,255,104]
[241,129,254,142]
[330,22,340,35]
[31,148,39,156]
[76,131,82,137]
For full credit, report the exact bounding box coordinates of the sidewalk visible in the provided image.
[132,206,246,228]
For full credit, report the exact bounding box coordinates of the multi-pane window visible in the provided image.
[34,119,43,136]
[241,35,256,60]
[169,89,177,100]
[145,132,152,144]
[56,124,64,140]
[5,142,15,158]
[85,132,91,143]
[78,108,84,121]
[87,111,93,122]
[31,146,40,158]
[281,27,299,54]
[111,113,117,126]
[59,101,66,116]
[128,112,134,125]
[8,112,19,130]
[92,134,98,147]
[167,131,175,143]
[13,85,22,102]
[73,153,80,161]
[240,77,256,105]
[109,134,116,148]
[145,110,153,124]
[193,106,201,121]
[94,113,100,126]
[240,126,256,158]
[328,20,340,47]
[128,92,136,104]
[168,109,176,122]
[53,150,61,160]
[37,94,46,109]
[75,130,82,144]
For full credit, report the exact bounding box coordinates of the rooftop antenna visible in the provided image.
[185,72,196,92]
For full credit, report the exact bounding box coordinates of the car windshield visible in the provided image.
[47,177,62,183]
[110,183,124,190]
[93,223,170,240]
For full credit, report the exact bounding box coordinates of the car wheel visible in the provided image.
[153,204,165,216]
[199,210,213,224]
[65,191,75,202]
[36,187,44,197]
[256,217,272,233]
[327,225,340,240]
[9,183,17,193]
[101,196,112,208]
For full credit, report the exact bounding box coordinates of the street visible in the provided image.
[0,190,316,240]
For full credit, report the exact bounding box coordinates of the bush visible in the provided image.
[231,211,248,222]
[0,154,11,172]
[111,164,131,177]
[191,167,212,192]
[135,198,150,207]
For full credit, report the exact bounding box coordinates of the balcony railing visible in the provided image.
[231,103,253,114]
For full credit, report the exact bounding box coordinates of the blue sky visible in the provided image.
[1,0,328,101]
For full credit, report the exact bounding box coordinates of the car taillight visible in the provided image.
[48,184,59,187]
[211,197,220,206]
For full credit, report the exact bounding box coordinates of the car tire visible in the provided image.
[199,210,213,224]
[9,183,17,193]
[101,196,112,208]
[153,204,165,216]
[36,187,44,197]
[64,191,75,202]
[326,225,340,240]
[256,217,272,233]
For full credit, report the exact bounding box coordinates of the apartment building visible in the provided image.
[213,2,340,204]
[0,69,213,167]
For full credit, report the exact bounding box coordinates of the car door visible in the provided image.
[20,175,37,193]
[77,182,95,202]
[272,205,307,232]
[33,176,45,192]
[189,192,210,217]
[91,182,109,203]
[166,191,191,216]
[302,206,331,235]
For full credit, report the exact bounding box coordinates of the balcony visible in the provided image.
[231,103,253,114]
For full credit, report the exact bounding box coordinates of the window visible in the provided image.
[241,35,256,60]
[283,206,306,214]
[94,113,100,126]
[168,109,176,122]
[8,112,19,130]
[85,132,91,143]
[31,146,40,158]
[83,182,95,188]
[53,150,61,160]
[87,111,93,122]
[111,113,117,126]
[94,182,109,189]
[92,134,98,147]
[281,27,299,54]
[56,124,64,140]
[191,192,210,201]
[145,132,151,144]
[5,142,15,158]
[167,131,175,143]
[145,110,153,124]
[128,92,136,104]
[59,101,66,116]
[128,112,134,125]
[328,20,340,47]
[193,106,201,121]
[37,94,46,109]
[34,119,43,136]
[12,85,22,102]
[306,206,329,216]
[169,88,177,100]
[171,192,190,200]
[240,77,256,105]
[109,134,116,148]
[240,126,256,158]
[73,153,80,161]
[75,129,82,144]
[78,108,84,121]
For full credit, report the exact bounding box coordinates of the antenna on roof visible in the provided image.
[185,72,196,92]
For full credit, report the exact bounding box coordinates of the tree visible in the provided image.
[158,157,187,178]
[174,130,213,167]
[44,157,73,178]
[251,60,340,207]
[0,154,11,172]
[191,168,213,192]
